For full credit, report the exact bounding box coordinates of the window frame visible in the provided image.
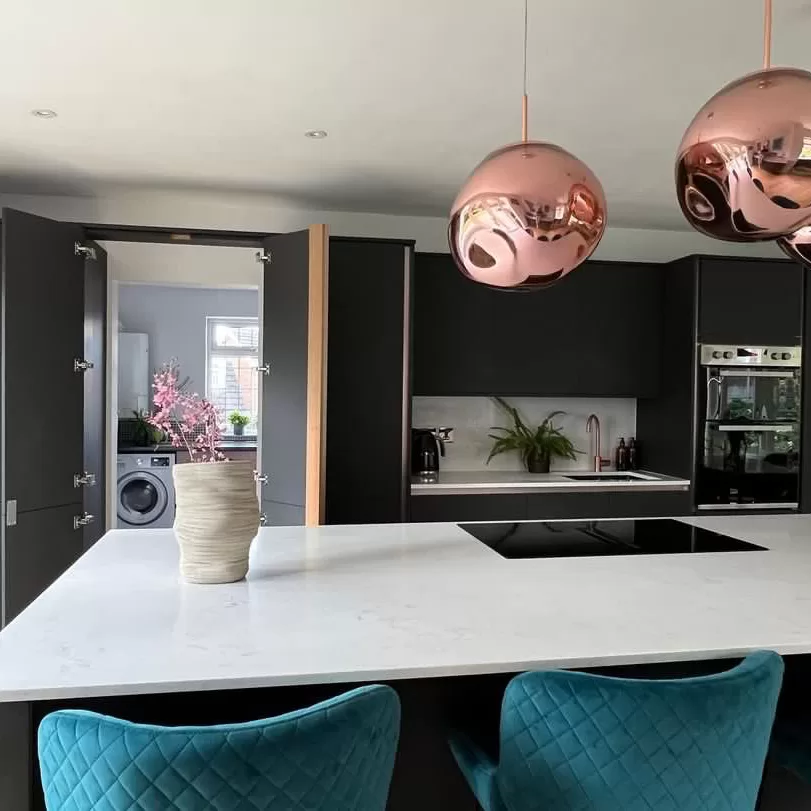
[205,315,260,435]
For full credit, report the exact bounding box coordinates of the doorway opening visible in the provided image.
[104,241,261,532]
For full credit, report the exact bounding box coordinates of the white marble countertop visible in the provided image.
[0,515,810,702]
[411,469,690,495]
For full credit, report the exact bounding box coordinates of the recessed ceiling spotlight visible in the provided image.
[304,129,327,139]
[31,109,57,119]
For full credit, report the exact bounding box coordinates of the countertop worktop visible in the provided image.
[411,469,690,495]
[0,514,810,702]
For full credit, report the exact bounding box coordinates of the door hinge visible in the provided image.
[259,512,268,526]
[74,242,97,261]
[73,512,95,530]
[255,250,271,264]
[74,358,95,372]
[257,363,270,376]
[74,472,97,488]
[254,471,268,485]
[5,500,17,527]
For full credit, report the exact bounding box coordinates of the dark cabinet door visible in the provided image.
[2,208,85,514]
[325,239,411,525]
[4,504,83,623]
[413,254,663,397]
[82,241,107,548]
[259,227,328,527]
[698,258,803,345]
[409,494,527,522]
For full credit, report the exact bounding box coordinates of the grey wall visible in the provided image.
[118,285,259,401]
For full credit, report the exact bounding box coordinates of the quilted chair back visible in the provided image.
[38,684,400,811]
[496,651,783,811]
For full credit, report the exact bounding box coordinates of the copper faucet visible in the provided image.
[586,414,611,472]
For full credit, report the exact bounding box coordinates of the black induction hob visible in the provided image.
[458,519,766,559]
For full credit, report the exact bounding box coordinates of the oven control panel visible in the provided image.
[700,344,802,367]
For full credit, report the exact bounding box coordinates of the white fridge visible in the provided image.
[118,332,150,415]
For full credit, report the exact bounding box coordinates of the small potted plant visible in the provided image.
[487,396,580,473]
[228,410,251,437]
[148,361,259,584]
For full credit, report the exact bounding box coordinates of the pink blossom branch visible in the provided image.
[147,360,224,463]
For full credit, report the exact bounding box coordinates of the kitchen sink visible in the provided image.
[563,472,656,482]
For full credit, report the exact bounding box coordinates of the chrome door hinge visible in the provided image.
[259,512,267,526]
[74,358,95,372]
[5,500,17,527]
[74,472,97,488]
[254,471,268,485]
[74,242,97,261]
[255,251,271,264]
[257,363,270,376]
[73,512,95,530]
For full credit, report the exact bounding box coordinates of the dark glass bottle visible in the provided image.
[618,438,629,471]
[628,437,638,470]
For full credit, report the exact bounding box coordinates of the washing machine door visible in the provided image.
[118,471,169,526]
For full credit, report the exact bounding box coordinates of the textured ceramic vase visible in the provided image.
[173,460,259,584]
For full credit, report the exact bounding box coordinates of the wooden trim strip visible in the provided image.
[305,224,328,526]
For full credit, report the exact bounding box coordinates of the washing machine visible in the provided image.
[117,453,176,528]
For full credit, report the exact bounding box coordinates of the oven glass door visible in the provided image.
[699,366,800,508]
[705,368,800,423]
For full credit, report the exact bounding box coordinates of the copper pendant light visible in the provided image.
[448,1,606,290]
[676,0,811,250]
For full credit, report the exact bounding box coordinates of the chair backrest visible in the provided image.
[38,684,400,811]
[496,651,783,811]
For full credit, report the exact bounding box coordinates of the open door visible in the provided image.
[1,208,90,623]
[82,241,107,548]
[258,225,328,527]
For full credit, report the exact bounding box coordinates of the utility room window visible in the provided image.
[206,316,259,436]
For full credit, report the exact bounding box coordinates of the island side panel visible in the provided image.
[0,702,32,810]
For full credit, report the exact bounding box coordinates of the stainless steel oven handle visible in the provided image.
[717,424,797,432]
[718,369,796,378]
[706,375,722,420]
[697,502,799,511]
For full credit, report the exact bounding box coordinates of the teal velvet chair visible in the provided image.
[38,684,400,810]
[450,651,783,811]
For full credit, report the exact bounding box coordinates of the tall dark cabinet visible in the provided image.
[325,238,413,524]
[1,208,106,624]
[638,254,805,510]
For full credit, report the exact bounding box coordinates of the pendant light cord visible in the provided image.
[521,0,528,141]
[763,0,772,69]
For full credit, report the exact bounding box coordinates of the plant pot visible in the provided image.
[232,423,244,437]
[173,460,259,584]
[526,456,551,474]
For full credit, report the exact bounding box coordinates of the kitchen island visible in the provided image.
[2,515,811,808]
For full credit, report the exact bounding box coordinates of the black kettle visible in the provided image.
[411,429,444,476]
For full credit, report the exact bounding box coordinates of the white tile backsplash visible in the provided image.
[412,396,637,472]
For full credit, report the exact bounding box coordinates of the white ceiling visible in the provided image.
[1,0,811,229]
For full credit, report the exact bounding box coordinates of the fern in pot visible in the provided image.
[487,397,580,474]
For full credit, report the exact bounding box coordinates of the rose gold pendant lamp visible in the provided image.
[448,0,606,290]
[676,0,811,261]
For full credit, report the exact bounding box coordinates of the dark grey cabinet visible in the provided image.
[325,238,413,525]
[409,494,527,523]
[698,257,803,345]
[410,491,691,523]
[413,253,664,397]
[1,208,106,625]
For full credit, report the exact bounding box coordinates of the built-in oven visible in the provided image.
[697,344,801,510]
